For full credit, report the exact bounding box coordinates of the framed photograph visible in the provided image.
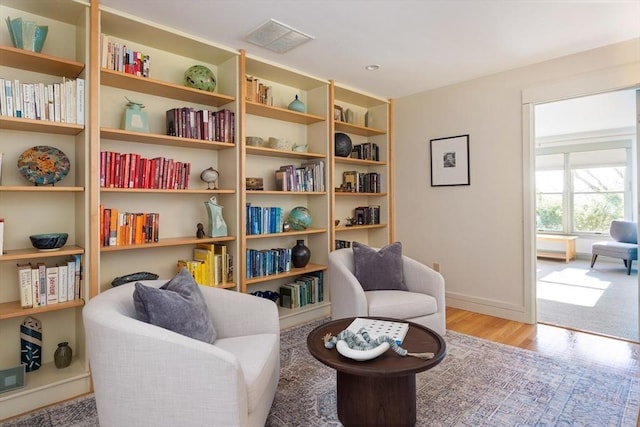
[333,105,344,121]
[430,134,470,186]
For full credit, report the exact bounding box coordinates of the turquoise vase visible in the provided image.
[288,95,305,113]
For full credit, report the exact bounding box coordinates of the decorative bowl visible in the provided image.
[246,136,265,147]
[29,233,68,251]
[269,137,292,151]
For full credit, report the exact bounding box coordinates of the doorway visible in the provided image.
[532,89,639,341]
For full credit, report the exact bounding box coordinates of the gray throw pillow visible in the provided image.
[352,241,408,291]
[133,267,216,343]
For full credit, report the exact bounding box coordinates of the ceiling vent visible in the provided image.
[244,19,314,54]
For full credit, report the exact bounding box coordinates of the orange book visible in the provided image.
[108,207,118,246]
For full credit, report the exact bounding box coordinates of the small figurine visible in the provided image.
[196,222,205,238]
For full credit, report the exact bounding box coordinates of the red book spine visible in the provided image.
[100,151,106,187]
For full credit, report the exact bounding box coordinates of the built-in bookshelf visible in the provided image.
[240,52,331,328]
[330,83,392,250]
[0,0,90,419]
[95,7,240,295]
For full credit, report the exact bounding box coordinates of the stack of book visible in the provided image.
[179,243,232,286]
[335,239,351,249]
[246,247,291,279]
[275,160,325,192]
[99,207,160,246]
[100,151,191,190]
[0,77,85,124]
[279,271,324,309]
[353,205,381,225]
[245,204,285,235]
[351,142,380,161]
[101,34,150,78]
[165,108,234,143]
[342,171,381,193]
[16,256,82,308]
[245,75,272,105]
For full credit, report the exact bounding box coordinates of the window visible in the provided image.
[536,145,632,234]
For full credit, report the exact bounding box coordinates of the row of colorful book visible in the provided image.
[100,207,160,246]
[246,204,285,235]
[17,256,82,309]
[279,271,324,309]
[0,77,85,124]
[179,243,233,287]
[101,34,150,78]
[246,247,292,279]
[342,171,381,193]
[100,151,191,190]
[275,160,325,192]
[166,107,235,143]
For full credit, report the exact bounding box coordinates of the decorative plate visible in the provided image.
[336,340,390,361]
[18,146,70,185]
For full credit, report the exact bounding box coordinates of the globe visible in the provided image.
[184,65,216,92]
[287,206,312,231]
[334,132,353,157]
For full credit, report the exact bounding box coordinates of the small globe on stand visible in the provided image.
[287,206,312,231]
[184,65,216,92]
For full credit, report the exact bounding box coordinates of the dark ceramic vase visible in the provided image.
[54,342,72,369]
[291,239,311,268]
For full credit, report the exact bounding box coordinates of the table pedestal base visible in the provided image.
[336,371,416,426]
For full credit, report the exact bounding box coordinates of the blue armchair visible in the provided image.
[590,220,638,275]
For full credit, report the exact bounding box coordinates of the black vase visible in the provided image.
[291,239,311,268]
[54,342,72,369]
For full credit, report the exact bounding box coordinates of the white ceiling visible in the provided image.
[99,0,640,100]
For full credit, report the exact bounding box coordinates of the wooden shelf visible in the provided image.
[0,245,84,261]
[335,192,387,197]
[0,45,84,78]
[246,101,326,125]
[278,300,331,319]
[334,157,387,166]
[0,116,84,135]
[0,299,84,320]
[245,145,326,159]
[0,359,89,401]
[245,263,327,285]
[100,236,235,252]
[246,228,327,239]
[101,187,235,194]
[101,69,235,107]
[335,121,385,137]
[101,128,236,150]
[0,186,84,192]
[335,224,387,232]
[246,190,326,196]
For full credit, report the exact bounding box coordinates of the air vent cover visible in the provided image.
[245,19,314,53]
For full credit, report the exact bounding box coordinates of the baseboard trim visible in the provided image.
[446,292,529,323]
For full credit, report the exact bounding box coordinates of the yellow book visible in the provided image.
[193,248,213,286]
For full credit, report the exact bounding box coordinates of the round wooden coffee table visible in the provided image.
[307,317,446,426]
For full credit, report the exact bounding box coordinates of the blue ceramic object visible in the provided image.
[20,317,42,372]
[287,206,312,231]
[288,95,305,113]
[18,145,70,186]
[29,233,68,251]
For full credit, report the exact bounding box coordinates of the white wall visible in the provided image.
[393,38,640,322]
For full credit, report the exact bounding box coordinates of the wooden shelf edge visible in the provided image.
[100,236,235,252]
[246,228,327,239]
[334,157,387,166]
[101,69,235,106]
[335,121,385,137]
[334,192,387,197]
[101,187,235,194]
[101,127,235,149]
[334,224,387,232]
[0,45,84,78]
[245,263,327,285]
[278,300,330,319]
[0,299,85,320]
[246,190,326,195]
[0,186,84,192]
[1,245,84,261]
[245,145,326,159]
[246,101,326,124]
[0,116,84,135]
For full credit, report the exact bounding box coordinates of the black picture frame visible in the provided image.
[430,134,470,186]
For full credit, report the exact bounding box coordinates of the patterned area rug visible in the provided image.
[3,318,639,426]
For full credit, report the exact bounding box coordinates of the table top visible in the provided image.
[307,317,447,377]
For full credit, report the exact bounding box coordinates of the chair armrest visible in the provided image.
[201,286,280,339]
[402,256,445,310]
[329,251,368,319]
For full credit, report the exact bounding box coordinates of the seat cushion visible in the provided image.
[592,241,638,259]
[214,333,279,414]
[365,290,437,319]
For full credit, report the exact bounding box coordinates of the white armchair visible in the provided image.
[329,248,446,335]
[83,280,280,427]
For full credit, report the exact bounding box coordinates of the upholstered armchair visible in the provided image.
[329,246,446,335]
[591,220,638,275]
[83,280,280,427]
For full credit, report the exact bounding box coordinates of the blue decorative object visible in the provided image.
[29,233,68,251]
[287,206,312,231]
[5,16,48,52]
[334,132,353,157]
[184,65,216,92]
[204,196,228,237]
[18,145,70,186]
[287,95,305,113]
[20,316,42,372]
[122,97,149,133]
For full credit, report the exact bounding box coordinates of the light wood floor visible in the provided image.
[446,307,640,372]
